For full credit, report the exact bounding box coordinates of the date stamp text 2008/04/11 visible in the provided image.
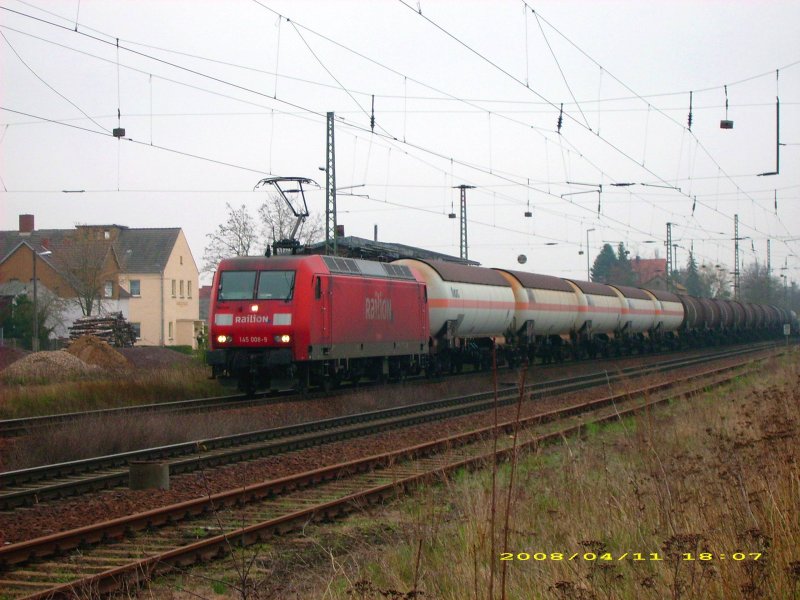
[500,552,762,562]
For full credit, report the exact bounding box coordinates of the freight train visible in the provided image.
[206,254,797,393]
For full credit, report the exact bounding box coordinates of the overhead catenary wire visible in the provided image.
[395,0,797,253]
[519,1,797,247]
[0,29,108,133]
[531,8,591,130]
[1,4,796,267]
[0,106,273,175]
[9,0,800,108]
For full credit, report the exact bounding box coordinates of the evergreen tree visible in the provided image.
[609,242,636,285]
[590,244,617,283]
[0,294,53,350]
[684,252,703,296]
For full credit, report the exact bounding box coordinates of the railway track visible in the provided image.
[0,348,774,599]
[0,341,779,439]
[0,343,781,512]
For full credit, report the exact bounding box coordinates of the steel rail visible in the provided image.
[0,358,766,598]
[0,343,780,511]
[0,340,781,438]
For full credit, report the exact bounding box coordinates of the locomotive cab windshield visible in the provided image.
[257,271,295,301]
[218,270,295,301]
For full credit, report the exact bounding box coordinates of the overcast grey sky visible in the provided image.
[2,0,799,284]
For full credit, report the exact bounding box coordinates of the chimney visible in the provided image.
[19,214,34,235]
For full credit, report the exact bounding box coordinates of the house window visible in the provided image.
[180,255,183,265]
[168,321,174,340]
[171,279,176,297]
[104,280,113,298]
[180,280,185,298]
[130,280,141,296]
[131,322,141,339]
[188,280,192,298]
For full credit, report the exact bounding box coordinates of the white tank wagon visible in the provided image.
[608,284,659,334]
[644,288,685,333]
[394,259,516,339]
[494,269,580,336]
[564,279,624,335]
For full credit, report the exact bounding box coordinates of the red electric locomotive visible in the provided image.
[207,254,429,393]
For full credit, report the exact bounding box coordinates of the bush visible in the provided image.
[167,345,194,355]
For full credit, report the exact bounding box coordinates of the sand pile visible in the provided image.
[66,336,132,370]
[1,351,102,383]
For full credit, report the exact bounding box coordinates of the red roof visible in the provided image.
[631,258,666,285]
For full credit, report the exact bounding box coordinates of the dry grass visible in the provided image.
[1,370,507,471]
[325,352,799,600]
[185,351,799,600]
[0,363,224,420]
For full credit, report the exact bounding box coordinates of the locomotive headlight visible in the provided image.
[250,304,259,312]
[275,334,291,343]
[217,335,232,344]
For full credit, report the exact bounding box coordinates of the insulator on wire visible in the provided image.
[720,85,733,129]
[557,103,563,133]
[691,196,696,215]
[688,91,693,130]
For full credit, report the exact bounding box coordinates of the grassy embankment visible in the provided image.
[0,356,226,469]
[0,366,500,470]
[146,351,799,599]
[0,360,224,420]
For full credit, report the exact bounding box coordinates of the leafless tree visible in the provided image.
[202,197,324,274]
[698,264,732,299]
[257,193,323,252]
[739,261,782,304]
[202,203,261,273]
[54,229,118,316]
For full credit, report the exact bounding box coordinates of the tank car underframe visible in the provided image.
[427,321,497,375]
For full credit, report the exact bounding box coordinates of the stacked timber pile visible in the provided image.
[66,336,132,370]
[68,313,136,347]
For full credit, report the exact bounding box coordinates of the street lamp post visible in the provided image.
[31,248,52,352]
[586,228,595,280]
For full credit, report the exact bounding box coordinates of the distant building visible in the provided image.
[0,215,203,348]
[631,257,668,290]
